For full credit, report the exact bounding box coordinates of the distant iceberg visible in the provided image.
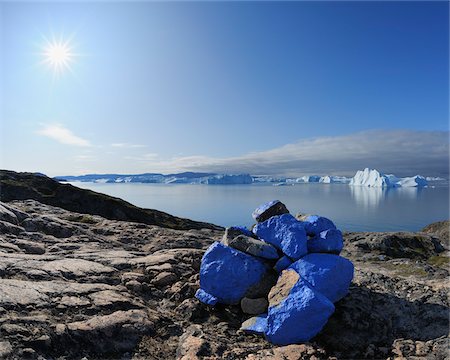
[319,176,350,184]
[350,168,392,187]
[204,174,253,185]
[425,176,447,181]
[396,175,428,187]
[349,168,428,188]
[296,175,321,183]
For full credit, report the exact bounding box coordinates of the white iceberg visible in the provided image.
[350,168,428,187]
[349,168,392,187]
[396,175,428,187]
[319,175,350,184]
[296,175,321,183]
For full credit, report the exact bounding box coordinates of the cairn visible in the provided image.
[195,200,354,345]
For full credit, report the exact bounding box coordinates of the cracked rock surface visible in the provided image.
[0,199,448,359]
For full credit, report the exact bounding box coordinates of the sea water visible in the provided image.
[69,182,449,232]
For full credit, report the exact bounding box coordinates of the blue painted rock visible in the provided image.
[289,253,354,303]
[298,215,336,237]
[253,214,307,260]
[194,288,218,306]
[223,226,257,243]
[224,235,279,260]
[197,242,269,305]
[252,200,289,223]
[240,314,268,335]
[308,229,344,254]
[274,255,293,273]
[265,269,335,345]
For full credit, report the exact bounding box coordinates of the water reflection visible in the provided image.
[396,186,423,200]
[350,186,420,208]
[350,186,387,208]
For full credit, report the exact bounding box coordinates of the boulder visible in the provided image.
[300,215,336,237]
[421,220,449,245]
[274,256,293,273]
[252,200,289,223]
[240,314,268,335]
[289,253,354,303]
[308,229,343,254]
[265,270,335,345]
[253,214,307,260]
[195,288,218,306]
[0,204,19,225]
[224,235,279,260]
[196,242,269,304]
[222,226,256,243]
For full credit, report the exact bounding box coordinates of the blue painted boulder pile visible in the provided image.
[195,200,354,345]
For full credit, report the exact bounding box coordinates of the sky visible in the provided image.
[0,1,449,177]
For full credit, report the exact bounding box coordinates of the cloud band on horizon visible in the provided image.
[162,130,449,177]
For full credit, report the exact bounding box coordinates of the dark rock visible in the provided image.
[62,309,155,354]
[421,220,449,245]
[240,297,268,315]
[0,203,19,225]
[222,226,256,243]
[0,170,222,231]
[151,272,178,287]
[252,200,289,223]
[344,231,445,259]
[15,239,46,254]
[223,234,279,260]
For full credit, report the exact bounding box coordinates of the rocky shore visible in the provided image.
[0,171,448,359]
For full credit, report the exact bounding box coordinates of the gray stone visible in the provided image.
[0,204,19,225]
[151,272,178,287]
[252,200,290,223]
[224,235,279,259]
[240,297,268,315]
[15,239,46,254]
[63,309,154,354]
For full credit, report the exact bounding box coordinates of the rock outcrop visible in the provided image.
[0,177,448,359]
[0,170,221,231]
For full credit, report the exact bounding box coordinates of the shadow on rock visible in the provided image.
[317,284,449,359]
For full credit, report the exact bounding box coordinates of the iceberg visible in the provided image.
[204,174,253,185]
[350,168,428,188]
[296,175,321,183]
[397,175,428,187]
[349,168,392,187]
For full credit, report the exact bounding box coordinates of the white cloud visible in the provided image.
[37,124,91,147]
[159,130,449,177]
[111,143,147,148]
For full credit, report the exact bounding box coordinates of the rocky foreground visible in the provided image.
[0,189,448,359]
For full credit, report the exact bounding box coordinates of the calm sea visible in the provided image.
[69,182,449,232]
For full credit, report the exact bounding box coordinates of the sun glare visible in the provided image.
[40,35,78,77]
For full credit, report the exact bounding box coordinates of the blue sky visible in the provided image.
[1,1,448,177]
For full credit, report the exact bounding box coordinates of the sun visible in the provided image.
[40,35,78,77]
